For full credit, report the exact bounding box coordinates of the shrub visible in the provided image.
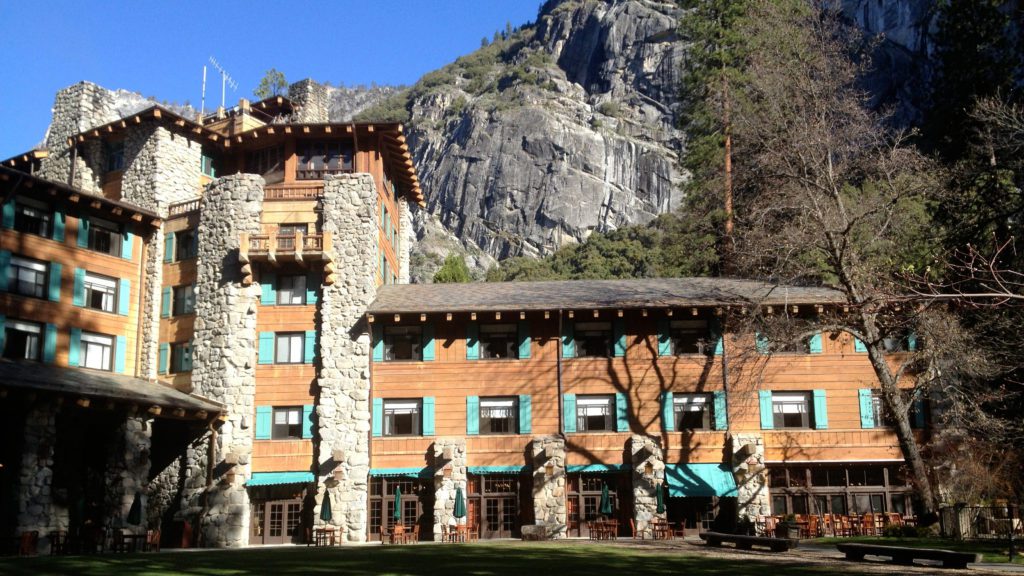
[598,101,621,117]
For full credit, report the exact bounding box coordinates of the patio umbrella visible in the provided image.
[393,486,402,522]
[126,492,143,525]
[599,483,613,516]
[320,492,333,522]
[453,486,467,520]
[655,483,666,514]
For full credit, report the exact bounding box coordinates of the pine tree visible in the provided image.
[433,255,472,283]
[254,68,288,100]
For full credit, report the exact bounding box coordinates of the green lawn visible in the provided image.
[811,536,1024,564]
[0,542,878,576]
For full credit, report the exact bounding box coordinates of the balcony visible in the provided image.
[239,231,332,264]
[264,182,324,201]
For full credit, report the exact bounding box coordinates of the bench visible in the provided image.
[836,543,981,569]
[699,531,798,552]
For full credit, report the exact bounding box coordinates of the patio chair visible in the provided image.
[18,531,38,557]
[807,515,820,538]
[48,530,68,555]
[110,529,128,553]
[763,516,779,537]
[629,518,645,540]
[144,529,161,552]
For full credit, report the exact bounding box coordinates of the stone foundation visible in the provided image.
[16,403,59,553]
[432,438,467,540]
[530,436,567,538]
[630,435,666,534]
[730,433,770,520]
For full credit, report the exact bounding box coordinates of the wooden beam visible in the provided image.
[470,312,477,321]
[284,126,292,134]
[446,313,453,321]
[420,313,426,322]
[324,126,332,133]
[195,410,208,420]
[68,194,80,203]
[495,312,501,320]
[76,398,90,408]
[172,408,185,418]
[148,406,162,416]
[393,314,400,322]
[152,109,162,119]
[367,314,375,324]
[174,119,185,127]
[567,310,574,319]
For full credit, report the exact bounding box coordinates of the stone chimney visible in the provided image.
[287,79,330,123]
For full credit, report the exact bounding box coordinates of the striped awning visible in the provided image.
[664,464,737,497]
[566,464,628,474]
[369,467,433,478]
[467,465,527,475]
[246,471,314,487]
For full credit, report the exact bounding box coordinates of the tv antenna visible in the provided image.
[208,56,238,110]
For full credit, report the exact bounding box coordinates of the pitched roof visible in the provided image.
[367,277,845,314]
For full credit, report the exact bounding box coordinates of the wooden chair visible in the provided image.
[629,518,646,540]
[110,529,128,553]
[807,515,820,538]
[380,526,391,544]
[763,516,779,537]
[672,522,687,539]
[18,531,38,557]
[48,530,68,555]
[465,524,479,542]
[144,529,161,552]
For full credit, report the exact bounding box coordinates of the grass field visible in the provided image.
[811,536,1024,564]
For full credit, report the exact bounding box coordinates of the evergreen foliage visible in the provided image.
[433,255,473,283]
[254,68,287,100]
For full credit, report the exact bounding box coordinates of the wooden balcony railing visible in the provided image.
[240,231,331,264]
[264,183,324,201]
[168,198,202,217]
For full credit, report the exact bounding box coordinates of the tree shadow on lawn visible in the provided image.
[0,543,877,576]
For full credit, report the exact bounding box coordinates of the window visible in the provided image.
[383,399,421,436]
[669,320,713,355]
[870,391,893,427]
[772,392,812,429]
[278,223,308,237]
[673,394,713,430]
[479,324,517,359]
[296,141,353,180]
[576,395,614,432]
[881,331,916,353]
[81,332,114,371]
[272,406,303,440]
[106,141,125,171]
[9,256,47,298]
[766,334,812,354]
[200,151,217,178]
[3,320,41,361]
[277,275,307,305]
[246,145,284,176]
[275,333,304,364]
[13,198,52,238]
[479,397,518,434]
[575,322,611,358]
[384,326,422,361]
[87,218,122,256]
[170,342,192,373]
[175,229,198,261]
[83,272,117,312]
[173,284,195,316]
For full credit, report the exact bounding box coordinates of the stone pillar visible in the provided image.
[397,201,413,284]
[315,173,379,542]
[16,403,59,551]
[287,79,330,123]
[630,435,666,534]
[189,174,265,547]
[530,436,567,538]
[730,433,770,521]
[120,125,204,213]
[103,417,153,529]
[38,81,121,188]
[432,438,467,540]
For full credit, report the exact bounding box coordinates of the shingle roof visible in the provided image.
[367,277,844,314]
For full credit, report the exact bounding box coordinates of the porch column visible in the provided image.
[530,436,567,538]
[16,403,60,552]
[103,416,153,530]
[432,438,467,541]
[630,435,665,535]
[730,432,770,521]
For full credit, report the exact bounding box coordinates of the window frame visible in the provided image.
[87,217,123,257]
[383,325,422,362]
[478,323,519,360]
[771,392,813,429]
[574,321,613,358]
[669,320,713,356]
[8,255,48,299]
[174,229,198,261]
[172,284,196,316]
[479,396,518,434]
[106,140,126,172]
[83,270,118,313]
[271,406,303,440]
[296,141,353,180]
[382,398,422,437]
[12,198,53,239]
[274,332,305,364]
[169,341,192,374]
[81,331,115,372]
[575,394,615,432]
[276,274,307,306]
[673,393,714,430]
[2,319,42,362]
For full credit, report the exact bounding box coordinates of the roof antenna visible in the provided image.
[208,56,238,110]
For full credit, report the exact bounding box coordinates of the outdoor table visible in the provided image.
[314,527,337,546]
[651,521,671,540]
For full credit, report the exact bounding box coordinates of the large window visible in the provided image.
[669,320,713,355]
[9,256,47,298]
[772,392,812,429]
[576,395,614,432]
[384,326,422,361]
[173,284,195,316]
[84,271,117,313]
[277,275,307,305]
[272,406,303,440]
[479,397,518,434]
[170,342,193,373]
[275,333,304,364]
[673,394,713,430]
[383,399,421,436]
[175,229,198,260]
[575,322,612,358]
[479,324,517,359]
[81,332,114,371]
[87,218,122,257]
[296,141,353,180]
[246,145,284,176]
[3,320,41,361]
[13,198,52,238]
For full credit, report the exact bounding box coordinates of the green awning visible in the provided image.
[664,464,737,497]
[369,467,433,478]
[246,471,314,487]
[566,464,628,474]
[467,465,527,475]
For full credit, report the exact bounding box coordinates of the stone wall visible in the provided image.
[188,174,265,547]
[38,82,121,188]
[630,435,666,534]
[432,438,467,540]
[730,433,770,520]
[120,124,204,213]
[16,403,60,553]
[314,173,379,542]
[530,436,567,538]
[288,79,330,123]
[103,417,153,530]
[397,201,413,284]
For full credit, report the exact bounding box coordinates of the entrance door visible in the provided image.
[477,475,519,539]
[251,499,302,545]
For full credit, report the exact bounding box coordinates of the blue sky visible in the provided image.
[0,0,542,158]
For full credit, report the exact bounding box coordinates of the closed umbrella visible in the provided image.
[599,483,613,516]
[453,486,467,520]
[655,483,666,514]
[320,492,333,522]
[393,486,402,523]
[126,492,143,526]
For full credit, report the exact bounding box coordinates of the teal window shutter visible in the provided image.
[755,332,770,354]
[303,330,316,363]
[69,328,82,367]
[422,397,435,436]
[0,316,5,354]
[260,272,276,305]
[43,323,57,364]
[466,396,480,435]
[255,406,272,440]
[47,262,61,302]
[372,398,383,437]
[661,391,674,432]
[158,343,169,374]
[907,333,918,352]
[561,321,575,359]
[517,321,530,359]
[302,405,314,439]
[657,318,671,357]
[519,394,532,434]
[258,332,274,364]
[120,229,134,260]
[73,268,86,306]
[809,332,823,354]
[859,389,875,429]
[713,391,728,431]
[421,323,435,361]
[114,335,127,373]
[53,209,65,242]
[1,201,13,228]
[563,393,577,433]
[615,392,629,432]
[117,279,131,315]
[371,324,383,362]
[912,394,926,428]
[613,318,626,357]
[759,390,774,430]
[466,322,479,360]
[77,217,90,248]
[711,319,723,356]
[163,231,174,263]
[854,338,867,353]
[305,273,318,305]
[0,250,10,292]
[160,287,171,318]
[813,389,828,429]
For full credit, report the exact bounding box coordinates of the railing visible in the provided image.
[296,168,352,181]
[264,183,324,201]
[168,198,201,217]
[245,232,329,257]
